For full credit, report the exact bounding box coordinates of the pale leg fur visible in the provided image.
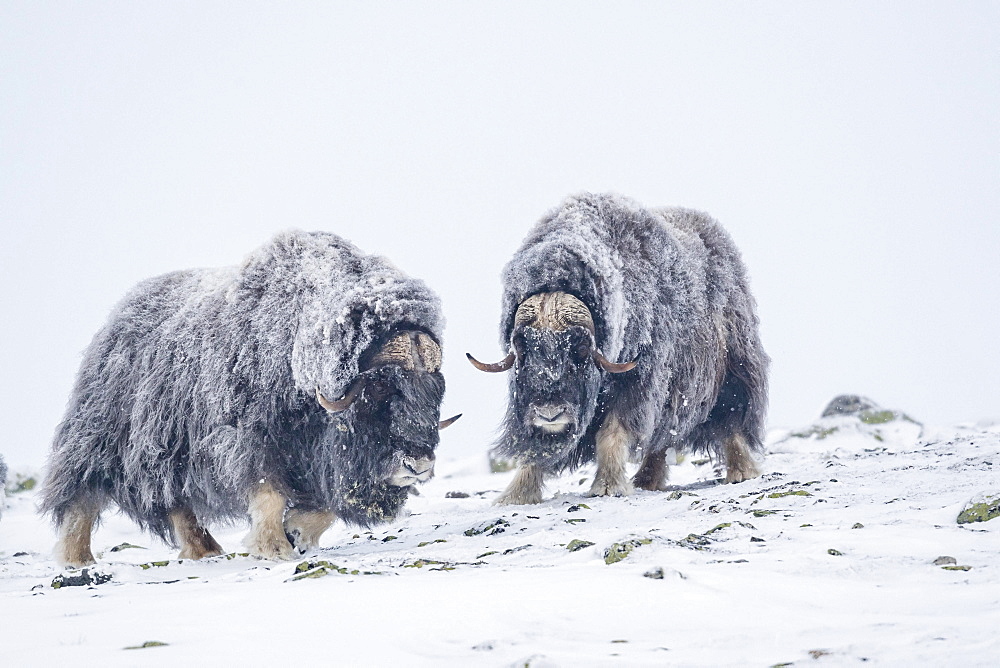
[633,448,669,491]
[284,509,337,552]
[169,507,224,560]
[55,500,100,568]
[724,433,761,483]
[244,481,296,561]
[587,414,635,497]
[495,464,545,505]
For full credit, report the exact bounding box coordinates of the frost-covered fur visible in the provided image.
[41,230,447,564]
[491,193,769,502]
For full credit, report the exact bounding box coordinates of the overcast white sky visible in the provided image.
[2,2,997,466]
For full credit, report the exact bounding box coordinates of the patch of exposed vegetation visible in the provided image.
[289,560,383,580]
[418,539,447,547]
[402,559,455,571]
[790,425,839,440]
[956,493,1000,524]
[768,490,812,499]
[109,542,146,552]
[489,454,516,473]
[566,539,595,552]
[604,538,652,564]
[5,473,37,494]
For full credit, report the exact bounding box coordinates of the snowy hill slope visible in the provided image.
[1,410,998,666]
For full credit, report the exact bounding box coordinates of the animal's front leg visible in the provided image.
[633,448,669,491]
[587,414,635,497]
[244,481,296,560]
[283,509,338,552]
[495,463,545,505]
[55,498,101,568]
[169,507,224,560]
[724,433,761,483]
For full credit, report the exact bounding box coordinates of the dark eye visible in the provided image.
[574,341,591,361]
[512,332,527,356]
[367,380,392,401]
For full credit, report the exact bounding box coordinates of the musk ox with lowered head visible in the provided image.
[468,193,769,504]
[42,230,459,567]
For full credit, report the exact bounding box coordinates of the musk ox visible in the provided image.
[468,193,769,504]
[42,230,458,567]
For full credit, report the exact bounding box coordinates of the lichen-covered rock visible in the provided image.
[464,518,510,536]
[604,538,652,564]
[956,493,1000,524]
[51,569,112,588]
[289,559,382,580]
[566,539,595,552]
[821,395,880,417]
[820,395,919,426]
[774,396,922,452]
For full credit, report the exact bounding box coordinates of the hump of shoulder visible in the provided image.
[654,207,738,254]
[237,229,371,289]
[255,229,361,266]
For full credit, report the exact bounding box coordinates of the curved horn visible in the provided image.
[466,351,515,373]
[438,413,462,430]
[592,349,637,374]
[316,382,361,413]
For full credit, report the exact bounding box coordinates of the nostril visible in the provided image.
[404,456,435,477]
[534,404,565,421]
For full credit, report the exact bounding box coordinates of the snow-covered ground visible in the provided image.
[2,408,998,666]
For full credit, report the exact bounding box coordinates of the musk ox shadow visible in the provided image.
[469,193,769,504]
[42,231,458,567]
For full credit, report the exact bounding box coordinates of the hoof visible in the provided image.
[725,461,762,484]
[177,546,225,560]
[60,556,97,569]
[494,490,544,506]
[586,477,634,498]
[246,534,297,561]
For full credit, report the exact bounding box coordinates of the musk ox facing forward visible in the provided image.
[42,231,458,567]
[468,193,769,504]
